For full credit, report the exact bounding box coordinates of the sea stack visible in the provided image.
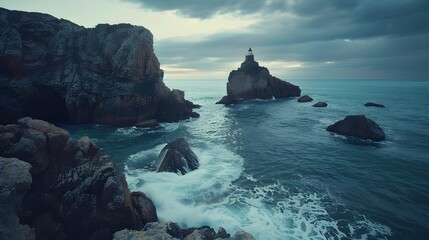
[0,7,198,126]
[216,48,301,105]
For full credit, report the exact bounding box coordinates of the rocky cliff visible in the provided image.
[217,48,301,105]
[0,118,158,239]
[0,7,198,125]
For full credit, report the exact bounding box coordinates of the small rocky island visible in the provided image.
[217,48,301,105]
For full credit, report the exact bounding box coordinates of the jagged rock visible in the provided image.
[113,222,248,240]
[0,157,35,240]
[156,138,199,175]
[233,231,256,240]
[365,102,385,108]
[327,115,386,141]
[131,192,158,227]
[297,95,313,102]
[0,7,197,125]
[0,118,158,240]
[217,48,300,105]
[312,102,328,107]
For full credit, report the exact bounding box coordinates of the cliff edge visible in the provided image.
[0,7,198,125]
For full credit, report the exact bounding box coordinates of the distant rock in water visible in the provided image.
[327,115,386,141]
[313,102,328,107]
[156,138,199,175]
[0,118,158,239]
[216,48,301,105]
[0,7,197,125]
[365,102,385,108]
[298,95,313,102]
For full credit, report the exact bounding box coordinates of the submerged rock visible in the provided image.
[327,115,386,141]
[365,102,385,108]
[0,118,158,239]
[217,48,301,105]
[297,95,313,102]
[312,102,328,107]
[0,7,197,125]
[156,138,199,175]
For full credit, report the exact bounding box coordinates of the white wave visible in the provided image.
[126,143,391,240]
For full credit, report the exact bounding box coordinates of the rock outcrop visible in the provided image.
[365,102,385,108]
[156,138,199,175]
[217,48,300,105]
[327,115,386,141]
[297,95,313,102]
[113,221,254,240]
[312,102,328,107]
[0,157,35,240]
[0,118,158,240]
[0,7,198,125]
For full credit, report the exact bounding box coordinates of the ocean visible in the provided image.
[64,79,429,239]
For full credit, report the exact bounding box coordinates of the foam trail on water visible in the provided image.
[126,143,391,240]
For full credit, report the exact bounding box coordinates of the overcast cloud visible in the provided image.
[122,0,429,79]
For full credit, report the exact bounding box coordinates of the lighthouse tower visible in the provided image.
[241,47,259,70]
[245,47,255,62]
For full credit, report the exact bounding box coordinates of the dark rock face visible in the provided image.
[327,115,386,141]
[156,138,199,175]
[298,95,313,102]
[0,118,158,240]
[217,49,300,105]
[0,7,197,125]
[113,221,250,240]
[365,102,385,108]
[0,157,35,240]
[312,102,328,107]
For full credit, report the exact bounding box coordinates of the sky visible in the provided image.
[1,0,429,80]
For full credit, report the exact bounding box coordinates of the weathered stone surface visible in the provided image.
[135,119,159,128]
[217,49,300,105]
[113,222,249,240]
[131,192,158,227]
[312,102,328,107]
[0,118,158,240]
[232,231,256,240]
[297,95,313,102]
[0,157,35,240]
[0,7,197,126]
[327,115,386,141]
[156,138,199,175]
[365,102,385,108]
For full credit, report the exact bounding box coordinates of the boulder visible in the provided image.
[298,95,313,102]
[0,7,198,125]
[312,102,328,107]
[365,102,385,108]
[0,157,35,240]
[156,138,199,175]
[0,118,158,240]
[327,115,386,141]
[233,231,256,240]
[217,49,300,105]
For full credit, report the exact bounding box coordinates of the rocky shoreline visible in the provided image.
[0,118,254,240]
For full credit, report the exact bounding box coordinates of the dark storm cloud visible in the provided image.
[124,0,287,18]
[127,0,429,79]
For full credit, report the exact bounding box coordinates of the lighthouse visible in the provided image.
[245,47,255,62]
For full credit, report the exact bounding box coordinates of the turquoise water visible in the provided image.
[64,79,429,239]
